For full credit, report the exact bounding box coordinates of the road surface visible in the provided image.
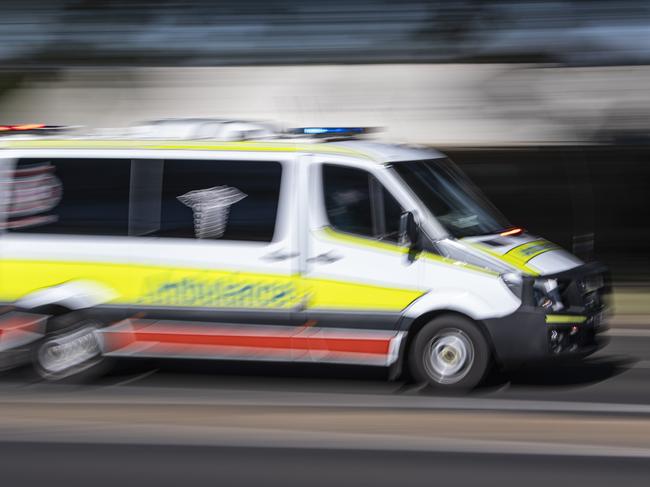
[0,330,649,485]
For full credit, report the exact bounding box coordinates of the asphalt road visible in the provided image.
[0,331,648,486]
[2,442,650,487]
[7,331,641,404]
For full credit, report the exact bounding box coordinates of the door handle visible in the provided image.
[261,250,299,262]
[307,251,343,264]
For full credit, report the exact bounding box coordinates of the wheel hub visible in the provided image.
[440,346,458,364]
[425,330,475,384]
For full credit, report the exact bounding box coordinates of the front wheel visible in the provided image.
[408,315,491,391]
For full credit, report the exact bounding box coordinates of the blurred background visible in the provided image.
[1,0,649,284]
[1,1,650,485]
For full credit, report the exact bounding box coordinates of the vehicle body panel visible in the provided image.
[0,139,608,371]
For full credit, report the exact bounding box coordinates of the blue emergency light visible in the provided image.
[291,127,372,136]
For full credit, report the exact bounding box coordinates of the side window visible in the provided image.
[158,159,282,242]
[323,164,374,238]
[8,158,130,236]
[322,164,404,242]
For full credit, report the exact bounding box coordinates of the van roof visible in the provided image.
[0,138,444,164]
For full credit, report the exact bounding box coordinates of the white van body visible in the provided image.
[0,133,608,388]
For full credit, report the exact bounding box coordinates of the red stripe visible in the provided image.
[100,322,392,356]
[0,315,43,335]
[122,342,387,362]
[128,331,390,355]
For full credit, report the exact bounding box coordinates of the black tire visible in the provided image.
[408,315,491,391]
[32,310,109,382]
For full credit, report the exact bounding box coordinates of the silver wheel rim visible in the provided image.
[38,324,101,375]
[424,329,475,385]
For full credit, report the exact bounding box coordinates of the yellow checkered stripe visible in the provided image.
[469,239,559,276]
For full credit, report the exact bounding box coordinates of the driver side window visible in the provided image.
[322,164,403,243]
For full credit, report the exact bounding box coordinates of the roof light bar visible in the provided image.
[12,123,46,131]
[0,124,71,135]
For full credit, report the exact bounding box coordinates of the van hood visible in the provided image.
[462,233,583,276]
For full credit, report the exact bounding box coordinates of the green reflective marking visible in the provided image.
[545,315,587,324]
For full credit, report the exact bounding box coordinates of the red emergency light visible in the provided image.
[0,123,47,132]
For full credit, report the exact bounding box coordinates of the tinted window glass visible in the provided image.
[158,159,282,242]
[381,187,403,242]
[323,165,373,237]
[8,158,130,235]
[393,159,510,238]
[323,164,403,241]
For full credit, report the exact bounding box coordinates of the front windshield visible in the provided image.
[392,158,511,238]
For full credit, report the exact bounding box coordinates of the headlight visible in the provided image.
[534,278,564,311]
[500,272,523,299]
[501,274,565,310]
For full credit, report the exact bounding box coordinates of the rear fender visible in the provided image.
[15,280,117,311]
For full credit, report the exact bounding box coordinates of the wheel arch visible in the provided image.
[14,280,116,313]
[397,309,500,378]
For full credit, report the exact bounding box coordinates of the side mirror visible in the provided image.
[399,211,422,262]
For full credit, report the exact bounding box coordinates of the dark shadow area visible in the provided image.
[444,144,650,283]
[0,341,641,397]
[498,356,635,388]
[81,354,641,395]
[150,358,389,381]
[83,358,395,395]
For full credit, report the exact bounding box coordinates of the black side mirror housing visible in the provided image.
[399,211,422,262]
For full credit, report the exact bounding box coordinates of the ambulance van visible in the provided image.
[0,124,608,389]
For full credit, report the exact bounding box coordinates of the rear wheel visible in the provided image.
[408,315,491,391]
[33,311,107,382]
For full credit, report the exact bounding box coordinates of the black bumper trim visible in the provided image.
[483,306,605,369]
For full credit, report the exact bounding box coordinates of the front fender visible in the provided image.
[402,287,520,321]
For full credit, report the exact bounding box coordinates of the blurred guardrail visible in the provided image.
[609,287,650,326]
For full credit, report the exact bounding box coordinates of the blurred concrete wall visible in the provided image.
[2,64,649,144]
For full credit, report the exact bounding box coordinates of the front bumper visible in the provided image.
[483,262,610,369]
[483,307,607,369]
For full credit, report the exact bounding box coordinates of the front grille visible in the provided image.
[558,271,608,312]
[580,274,605,294]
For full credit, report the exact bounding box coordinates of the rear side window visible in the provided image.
[157,159,282,242]
[322,164,403,242]
[7,158,131,236]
